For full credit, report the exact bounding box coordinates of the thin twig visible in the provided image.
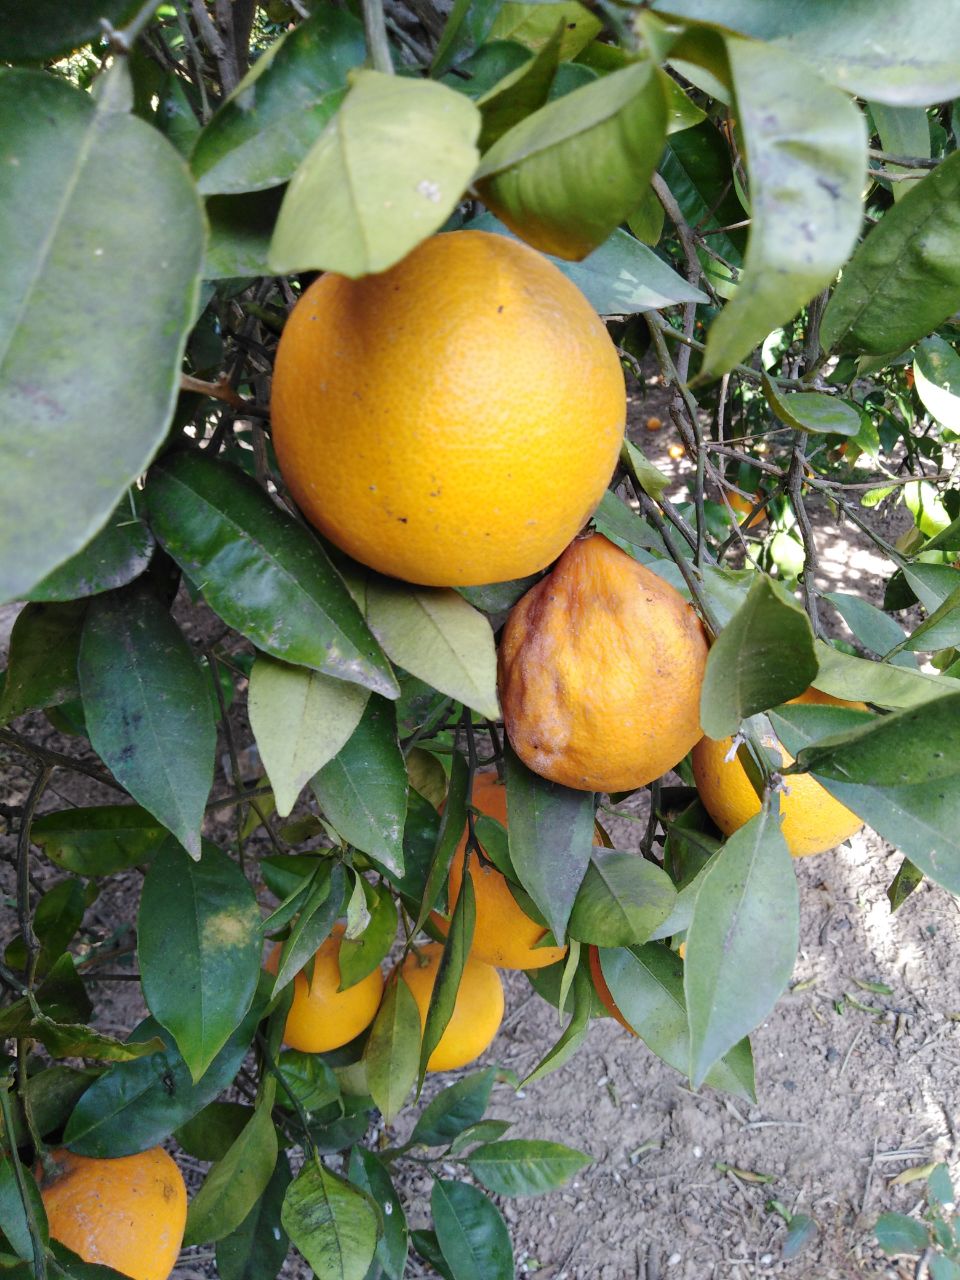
[180,373,268,417]
[867,149,938,169]
[0,730,125,793]
[362,0,395,74]
[787,435,821,634]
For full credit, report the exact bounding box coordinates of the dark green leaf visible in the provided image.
[191,8,365,195]
[419,861,476,1084]
[31,805,166,877]
[411,1229,455,1280]
[78,584,215,858]
[270,71,480,277]
[215,1152,292,1280]
[698,37,866,377]
[0,69,203,603]
[63,989,267,1156]
[902,585,960,653]
[364,975,421,1122]
[700,576,817,739]
[504,747,595,945]
[281,1161,379,1280]
[0,1156,47,1260]
[146,452,397,699]
[761,378,861,437]
[824,593,917,668]
[522,963,593,1085]
[409,1069,496,1148]
[175,1101,252,1162]
[347,1147,408,1280]
[872,102,930,202]
[184,1094,279,1245]
[18,1066,102,1144]
[432,1179,513,1280]
[25,496,154,603]
[204,189,284,279]
[270,862,346,994]
[448,1119,513,1155]
[139,837,260,1080]
[476,60,667,261]
[433,0,507,77]
[476,21,562,151]
[0,955,92,1038]
[0,0,140,62]
[685,806,798,1087]
[311,698,408,875]
[465,1139,590,1196]
[276,1050,342,1115]
[24,1012,164,1064]
[339,881,398,990]
[599,945,756,1100]
[822,152,960,357]
[5,878,86,976]
[660,122,744,297]
[413,751,468,933]
[568,850,676,947]
[875,1211,930,1255]
[652,0,960,105]
[0,601,85,723]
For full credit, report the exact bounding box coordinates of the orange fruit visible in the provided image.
[267,923,384,1052]
[691,688,866,857]
[431,772,567,970]
[39,1147,187,1280]
[587,946,635,1035]
[728,491,766,529]
[401,942,504,1071]
[667,443,685,460]
[645,415,663,431]
[270,230,625,587]
[498,532,709,792]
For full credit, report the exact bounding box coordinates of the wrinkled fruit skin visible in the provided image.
[432,771,567,970]
[267,923,384,1052]
[691,688,866,857]
[498,533,709,792]
[401,942,504,1072]
[39,1147,187,1280]
[270,230,625,587]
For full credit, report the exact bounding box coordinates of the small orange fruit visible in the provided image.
[691,688,866,857]
[587,946,635,1035]
[267,923,384,1052]
[728,491,766,529]
[667,443,685,460]
[401,942,504,1071]
[432,772,567,970]
[498,533,709,792]
[645,415,663,431]
[39,1147,187,1280]
[270,230,625,586]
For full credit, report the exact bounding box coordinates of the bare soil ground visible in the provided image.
[0,368,949,1280]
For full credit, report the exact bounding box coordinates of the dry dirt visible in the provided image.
[1,369,953,1280]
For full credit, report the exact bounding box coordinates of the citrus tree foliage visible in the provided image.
[3,0,960,1276]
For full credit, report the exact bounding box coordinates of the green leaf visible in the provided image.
[698,38,865,377]
[276,1050,341,1115]
[626,184,665,246]
[685,807,798,1088]
[875,1211,930,1255]
[146,452,398,700]
[364,975,421,1122]
[78,584,215,858]
[598,944,756,1100]
[175,1102,252,1162]
[431,1180,513,1280]
[204,189,283,279]
[364,578,500,720]
[311,697,408,875]
[419,863,476,1084]
[23,1010,164,1063]
[902,584,960,653]
[184,1096,279,1245]
[139,838,261,1080]
[63,991,267,1156]
[782,1213,818,1261]
[761,377,861,437]
[887,856,924,911]
[699,576,817,739]
[411,1229,456,1280]
[408,1068,496,1147]
[772,703,960,895]
[281,1161,379,1280]
[432,0,507,78]
[0,601,85,723]
[476,59,667,260]
[448,1119,513,1155]
[466,1140,590,1196]
[822,152,960,357]
[522,963,593,1085]
[0,69,203,603]
[0,0,141,62]
[270,862,346,994]
[477,20,562,151]
[789,690,960,785]
[346,1148,408,1280]
[823,593,917,669]
[659,122,745,297]
[0,1156,47,1260]
[568,850,676,947]
[215,1152,292,1280]
[470,213,707,313]
[24,496,154,603]
[270,71,480,277]
[249,655,370,818]
[813,642,946,709]
[872,102,930,202]
[651,0,960,106]
[338,881,398,989]
[31,805,166,877]
[6,878,86,975]
[0,954,92,1038]
[488,1,599,61]
[190,7,365,195]
[914,336,960,430]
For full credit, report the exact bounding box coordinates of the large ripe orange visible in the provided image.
[39,1147,187,1280]
[401,942,504,1072]
[267,923,384,1053]
[270,230,625,587]
[498,532,709,792]
[691,688,866,857]
[432,772,567,970]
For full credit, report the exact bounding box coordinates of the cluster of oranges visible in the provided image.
[40,230,863,1280]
